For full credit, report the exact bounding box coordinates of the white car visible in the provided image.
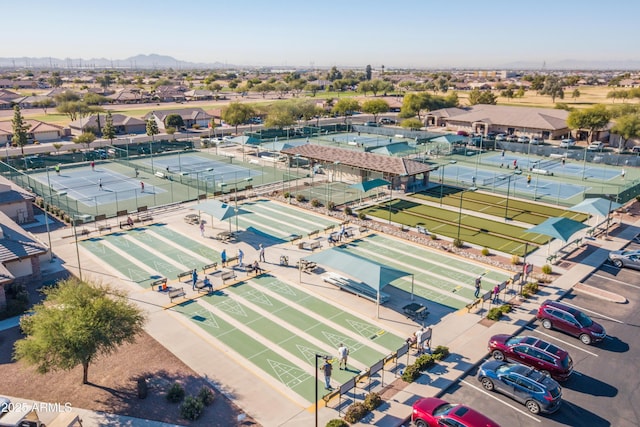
[517,136,530,143]
[559,138,576,148]
[587,142,604,151]
[530,137,544,145]
[222,135,234,142]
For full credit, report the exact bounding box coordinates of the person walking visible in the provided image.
[527,174,532,187]
[140,181,145,193]
[501,149,505,158]
[221,249,227,267]
[561,158,566,167]
[90,160,95,171]
[474,276,482,298]
[513,159,517,169]
[191,269,198,291]
[200,220,205,237]
[415,327,425,355]
[493,284,500,304]
[98,178,103,191]
[337,343,349,370]
[238,248,244,268]
[258,244,265,262]
[55,163,60,175]
[322,357,333,390]
[621,168,626,180]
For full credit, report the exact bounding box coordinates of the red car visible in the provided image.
[411,397,500,427]
[488,334,573,381]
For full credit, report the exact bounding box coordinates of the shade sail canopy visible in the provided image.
[348,179,390,193]
[428,134,468,144]
[188,199,249,221]
[303,247,410,292]
[571,198,622,217]
[230,135,261,146]
[527,217,589,242]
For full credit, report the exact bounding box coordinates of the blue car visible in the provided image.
[477,360,562,414]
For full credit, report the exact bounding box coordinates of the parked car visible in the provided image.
[495,134,507,142]
[517,136,530,143]
[506,135,518,142]
[608,249,640,270]
[587,141,604,151]
[457,130,470,137]
[488,334,573,381]
[411,397,501,427]
[477,360,562,414]
[536,300,606,345]
[559,138,576,148]
[364,121,379,127]
[379,117,397,125]
[530,137,544,145]
[23,155,45,169]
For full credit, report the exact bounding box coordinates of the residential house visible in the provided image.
[69,113,146,135]
[184,89,215,101]
[0,120,64,143]
[153,85,187,102]
[145,108,212,131]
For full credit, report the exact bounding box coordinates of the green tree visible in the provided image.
[73,132,96,150]
[222,102,255,135]
[14,278,145,384]
[332,98,361,123]
[468,88,497,105]
[370,79,393,96]
[84,93,109,105]
[567,105,611,143]
[327,66,342,82]
[611,114,640,151]
[264,103,296,129]
[401,118,424,130]
[361,99,390,122]
[164,114,184,130]
[146,118,159,143]
[500,88,514,100]
[47,72,63,88]
[96,74,113,90]
[539,76,565,103]
[365,65,372,81]
[102,111,116,144]
[32,98,55,114]
[572,89,581,101]
[11,105,31,156]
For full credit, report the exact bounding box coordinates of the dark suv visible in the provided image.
[488,334,573,381]
[536,300,606,345]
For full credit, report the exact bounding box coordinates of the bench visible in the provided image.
[151,278,168,291]
[98,224,112,232]
[195,279,213,293]
[168,287,186,302]
[47,411,82,427]
[177,270,194,282]
[299,240,322,251]
[296,259,318,274]
[138,213,153,222]
[221,270,237,283]
[246,264,265,276]
[119,220,134,229]
[223,255,238,267]
[465,298,481,312]
[323,273,390,303]
[203,262,218,274]
[308,229,320,239]
[324,225,336,234]
[416,225,429,235]
[154,171,166,179]
[290,235,303,245]
[342,229,354,239]
[359,225,368,233]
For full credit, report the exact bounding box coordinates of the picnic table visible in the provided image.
[184,214,200,224]
[216,231,237,243]
[403,302,428,320]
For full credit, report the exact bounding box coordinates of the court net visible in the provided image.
[532,158,562,170]
[482,174,511,186]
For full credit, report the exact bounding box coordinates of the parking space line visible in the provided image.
[460,379,541,423]
[525,326,598,357]
[592,273,640,290]
[559,301,624,324]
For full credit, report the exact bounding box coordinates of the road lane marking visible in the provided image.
[559,301,624,324]
[592,273,640,290]
[525,326,598,357]
[461,379,541,422]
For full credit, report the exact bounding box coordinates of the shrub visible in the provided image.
[311,198,321,207]
[481,247,490,256]
[523,282,539,295]
[166,127,176,134]
[511,255,520,265]
[363,392,382,411]
[520,290,531,299]
[344,401,368,424]
[192,124,201,130]
[453,238,463,248]
[197,386,215,406]
[327,201,336,211]
[344,206,352,216]
[487,307,503,321]
[432,345,450,360]
[295,194,306,202]
[283,191,290,199]
[541,264,552,275]
[415,354,435,370]
[166,382,185,403]
[358,211,367,220]
[430,233,437,240]
[326,419,349,427]
[401,364,420,383]
[499,304,512,314]
[179,395,204,420]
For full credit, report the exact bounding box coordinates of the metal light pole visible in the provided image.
[457,190,465,242]
[387,178,394,224]
[504,174,512,221]
[72,215,83,281]
[315,354,328,427]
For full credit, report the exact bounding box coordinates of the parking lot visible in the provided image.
[438,240,640,427]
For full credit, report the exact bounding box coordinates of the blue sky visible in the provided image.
[4,0,639,68]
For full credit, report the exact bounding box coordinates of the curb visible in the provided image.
[573,283,627,303]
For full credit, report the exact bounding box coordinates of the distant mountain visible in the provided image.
[499,59,640,71]
[0,54,229,69]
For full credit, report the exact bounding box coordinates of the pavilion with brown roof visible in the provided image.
[280,144,435,192]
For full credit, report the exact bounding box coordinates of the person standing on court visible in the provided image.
[337,343,349,370]
[55,163,61,175]
[493,284,500,303]
[237,248,244,268]
[140,181,145,193]
[221,249,227,267]
[322,357,333,390]
[474,276,482,298]
[91,160,95,171]
[621,168,626,180]
[200,220,205,237]
[527,174,532,187]
[191,269,198,291]
[258,243,265,262]
[98,178,103,191]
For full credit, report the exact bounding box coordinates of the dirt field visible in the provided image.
[0,326,257,427]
